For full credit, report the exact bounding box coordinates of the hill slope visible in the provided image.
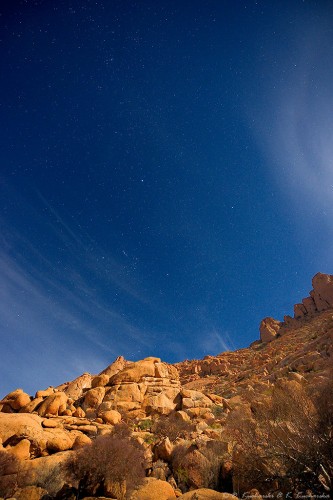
[0,272,332,498]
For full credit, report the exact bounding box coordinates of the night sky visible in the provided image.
[1,0,333,396]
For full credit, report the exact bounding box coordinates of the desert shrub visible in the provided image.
[143,433,157,445]
[137,418,152,432]
[152,412,195,441]
[171,442,222,492]
[211,404,224,418]
[150,459,170,481]
[226,377,333,495]
[65,423,147,499]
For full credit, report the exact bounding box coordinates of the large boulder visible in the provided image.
[294,303,307,319]
[36,387,54,399]
[153,437,173,462]
[311,272,333,311]
[82,387,105,410]
[130,477,176,499]
[6,438,31,460]
[144,393,178,415]
[104,358,181,416]
[0,413,45,445]
[37,392,68,417]
[0,389,31,411]
[44,428,75,453]
[100,409,121,425]
[110,358,160,384]
[19,397,44,414]
[91,374,109,388]
[18,450,73,495]
[181,389,213,409]
[99,355,128,378]
[259,317,282,343]
[293,273,333,319]
[58,373,92,400]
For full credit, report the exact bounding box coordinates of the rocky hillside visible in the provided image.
[176,273,333,402]
[0,272,332,499]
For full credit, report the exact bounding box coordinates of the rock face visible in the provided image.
[259,317,282,343]
[261,273,333,339]
[57,373,92,400]
[294,272,333,319]
[105,357,181,416]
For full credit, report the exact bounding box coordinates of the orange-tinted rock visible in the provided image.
[110,358,159,384]
[44,428,74,452]
[83,387,105,410]
[6,438,31,460]
[1,389,31,411]
[99,355,128,378]
[18,450,73,495]
[302,296,317,315]
[259,317,282,342]
[60,373,92,400]
[36,387,54,399]
[294,303,307,319]
[19,397,44,414]
[37,392,68,417]
[91,374,109,388]
[153,436,173,462]
[311,272,333,311]
[0,413,44,444]
[73,407,85,418]
[130,477,176,499]
[72,432,92,449]
[100,409,121,425]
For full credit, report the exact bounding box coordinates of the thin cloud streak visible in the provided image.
[198,328,235,356]
[0,187,161,396]
[256,22,333,215]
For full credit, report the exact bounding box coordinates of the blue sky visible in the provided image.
[1,0,333,396]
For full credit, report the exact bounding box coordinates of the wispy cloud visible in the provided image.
[259,18,333,211]
[251,18,333,267]
[197,328,235,357]
[0,184,159,396]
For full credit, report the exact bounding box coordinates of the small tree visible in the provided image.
[66,423,147,499]
[226,377,333,496]
[153,412,195,442]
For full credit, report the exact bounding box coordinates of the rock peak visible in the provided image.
[260,272,333,343]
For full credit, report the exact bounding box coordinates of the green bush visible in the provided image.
[137,419,152,432]
[211,404,224,418]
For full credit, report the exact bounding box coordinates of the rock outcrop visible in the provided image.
[259,317,282,343]
[294,272,333,319]
[0,272,332,498]
[104,357,181,417]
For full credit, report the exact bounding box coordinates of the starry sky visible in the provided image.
[1,0,333,396]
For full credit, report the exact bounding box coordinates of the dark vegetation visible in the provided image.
[65,423,147,500]
[226,375,333,497]
[152,411,196,441]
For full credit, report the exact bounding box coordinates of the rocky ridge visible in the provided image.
[176,272,333,401]
[0,272,332,499]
